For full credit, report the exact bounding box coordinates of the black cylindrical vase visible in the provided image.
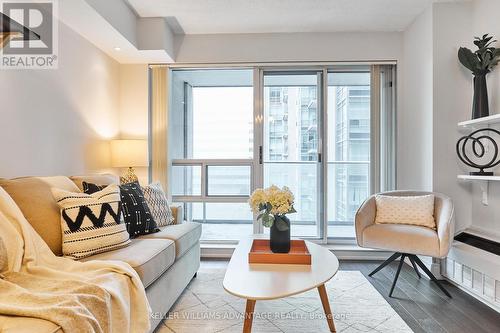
[270,215,290,253]
[472,73,489,119]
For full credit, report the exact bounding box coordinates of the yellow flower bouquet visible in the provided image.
[248,185,296,231]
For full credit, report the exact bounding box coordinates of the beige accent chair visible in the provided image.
[355,191,454,298]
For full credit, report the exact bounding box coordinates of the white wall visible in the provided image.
[432,2,473,233]
[400,0,500,235]
[85,0,138,46]
[0,20,121,178]
[176,32,402,63]
[400,2,474,233]
[468,0,500,239]
[399,6,434,191]
[0,19,152,182]
[118,64,150,184]
[119,64,149,138]
[473,0,500,113]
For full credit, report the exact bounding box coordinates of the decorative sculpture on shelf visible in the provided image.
[458,34,500,119]
[456,128,500,175]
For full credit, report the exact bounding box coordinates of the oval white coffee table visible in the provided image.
[223,236,339,333]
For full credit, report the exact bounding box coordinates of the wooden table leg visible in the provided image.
[243,299,256,333]
[318,284,336,332]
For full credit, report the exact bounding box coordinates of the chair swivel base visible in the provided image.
[368,252,452,298]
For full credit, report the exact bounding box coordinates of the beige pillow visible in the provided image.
[0,176,81,256]
[70,174,119,191]
[375,194,436,229]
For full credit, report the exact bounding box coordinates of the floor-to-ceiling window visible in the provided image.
[166,65,396,243]
[170,69,254,241]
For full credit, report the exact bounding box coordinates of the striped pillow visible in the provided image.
[51,184,130,259]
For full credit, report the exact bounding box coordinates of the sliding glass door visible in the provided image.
[262,72,321,238]
[168,65,395,242]
[327,71,371,238]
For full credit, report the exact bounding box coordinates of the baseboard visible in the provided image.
[327,245,394,260]
[201,244,234,259]
[431,260,442,279]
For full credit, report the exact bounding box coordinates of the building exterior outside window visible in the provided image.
[264,85,318,225]
[333,86,370,222]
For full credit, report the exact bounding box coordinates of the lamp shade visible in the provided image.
[110,140,148,168]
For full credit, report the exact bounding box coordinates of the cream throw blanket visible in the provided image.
[0,187,151,333]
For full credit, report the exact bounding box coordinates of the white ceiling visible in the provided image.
[126,0,457,35]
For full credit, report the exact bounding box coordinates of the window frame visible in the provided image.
[163,63,396,245]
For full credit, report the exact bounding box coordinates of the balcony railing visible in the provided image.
[172,159,370,227]
[172,159,253,203]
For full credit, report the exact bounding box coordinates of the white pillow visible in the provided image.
[52,184,131,259]
[375,194,436,230]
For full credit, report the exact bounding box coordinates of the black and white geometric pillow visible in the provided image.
[83,181,160,237]
[117,182,160,237]
[142,182,175,227]
[51,184,130,259]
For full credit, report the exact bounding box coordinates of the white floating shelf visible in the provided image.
[457,175,500,181]
[457,175,500,205]
[458,114,500,129]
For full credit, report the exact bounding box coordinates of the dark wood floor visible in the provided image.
[340,260,500,333]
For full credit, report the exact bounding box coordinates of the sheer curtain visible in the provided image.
[149,66,170,198]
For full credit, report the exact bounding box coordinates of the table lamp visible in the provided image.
[110,140,148,184]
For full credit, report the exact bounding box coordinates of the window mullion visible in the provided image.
[201,162,207,199]
[370,65,381,195]
[321,67,329,243]
[254,67,264,234]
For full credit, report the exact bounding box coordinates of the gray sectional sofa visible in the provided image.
[0,174,201,333]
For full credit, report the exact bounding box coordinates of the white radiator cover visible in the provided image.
[441,240,500,312]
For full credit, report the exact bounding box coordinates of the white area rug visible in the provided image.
[156,267,413,333]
